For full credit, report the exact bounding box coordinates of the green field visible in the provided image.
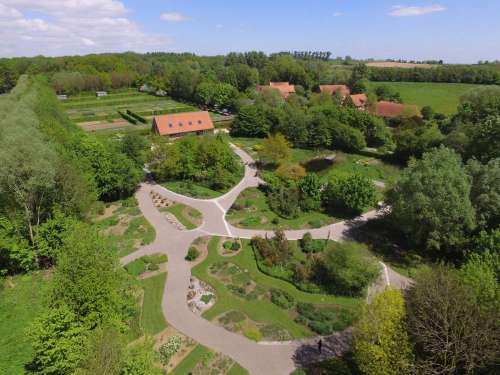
[191,237,360,341]
[0,272,51,375]
[368,81,489,114]
[62,90,196,123]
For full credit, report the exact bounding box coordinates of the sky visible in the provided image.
[0,0,499,63]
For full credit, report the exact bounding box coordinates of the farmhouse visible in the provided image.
[257,82,296,99]
[152,111,214,137]
[371,101,420,118]
[319,84,350,97]
[96,91,107,97]
[56,94,68,100]
[350,93,368,110]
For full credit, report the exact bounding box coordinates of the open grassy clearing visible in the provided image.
[367,81,489,114]
[227,187,338,230]
[0,272,51,375]
[92,198,156,257]
[191,237,360,341]
[160,203,202,230]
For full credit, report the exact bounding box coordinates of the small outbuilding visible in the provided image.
[57,94,68,100]
[96,91,108,97]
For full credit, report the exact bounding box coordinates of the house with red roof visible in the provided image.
[370,101,420,118]
[152,111,214,137]
[257,82,296,99]
[319,84,351,97]
[349,94,368,110]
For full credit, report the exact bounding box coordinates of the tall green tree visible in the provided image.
[257,133,291,165]
[354,289,413,375]
[387,147,476,257]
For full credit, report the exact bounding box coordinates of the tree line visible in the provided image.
[0,76,157,373]
[369,64,500,85]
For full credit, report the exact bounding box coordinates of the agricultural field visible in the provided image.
[367,61,437,68]
[367,81,489,114]
[192,237,361,341]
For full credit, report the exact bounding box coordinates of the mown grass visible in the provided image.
[0,272,51,375]
[192,237,360,340]
[367,81,489,114]
[161,203,202,230]
[170,345,210,375]
[125,253,168,277]
[139,272,167,336]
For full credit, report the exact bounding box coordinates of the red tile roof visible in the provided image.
[371,101,419,118]
[319,84,350,97]
[350,94,368,108]
[258,82,296,98]
[153,111,214,136]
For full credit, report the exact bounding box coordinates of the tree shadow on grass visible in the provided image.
[292,328,353,370]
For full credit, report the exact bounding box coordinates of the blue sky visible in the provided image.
[0,0,499,63]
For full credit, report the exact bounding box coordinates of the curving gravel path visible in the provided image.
[121,144,409,375]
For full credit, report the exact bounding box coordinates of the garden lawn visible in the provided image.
[367,81,489,115]
[93,199,156,257]
[163,181,224,199]
[170,345,209,375]
[230,136,330,164]
[139,272,167,335]
[320,151,400,185]
[161,203,202,230]
[192,237,360,340]
[0,272,51,375]
[226,187,338,230]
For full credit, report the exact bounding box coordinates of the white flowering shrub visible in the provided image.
[159,335,182,365]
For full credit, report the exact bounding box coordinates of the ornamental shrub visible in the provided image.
[185,247,200,261]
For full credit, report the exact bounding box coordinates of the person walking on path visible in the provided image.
[318,339,323,354]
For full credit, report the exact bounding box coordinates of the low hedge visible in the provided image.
[118,110,137,124]
[126,109,147,123]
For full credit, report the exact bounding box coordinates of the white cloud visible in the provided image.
[389,4,446,17]
[0,0,171,57]
[160,12,190,22]
[215,24,224,29]
[333,12,344,17]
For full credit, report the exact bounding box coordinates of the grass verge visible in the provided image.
[0,272,51,375]
[139,272,167,336]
